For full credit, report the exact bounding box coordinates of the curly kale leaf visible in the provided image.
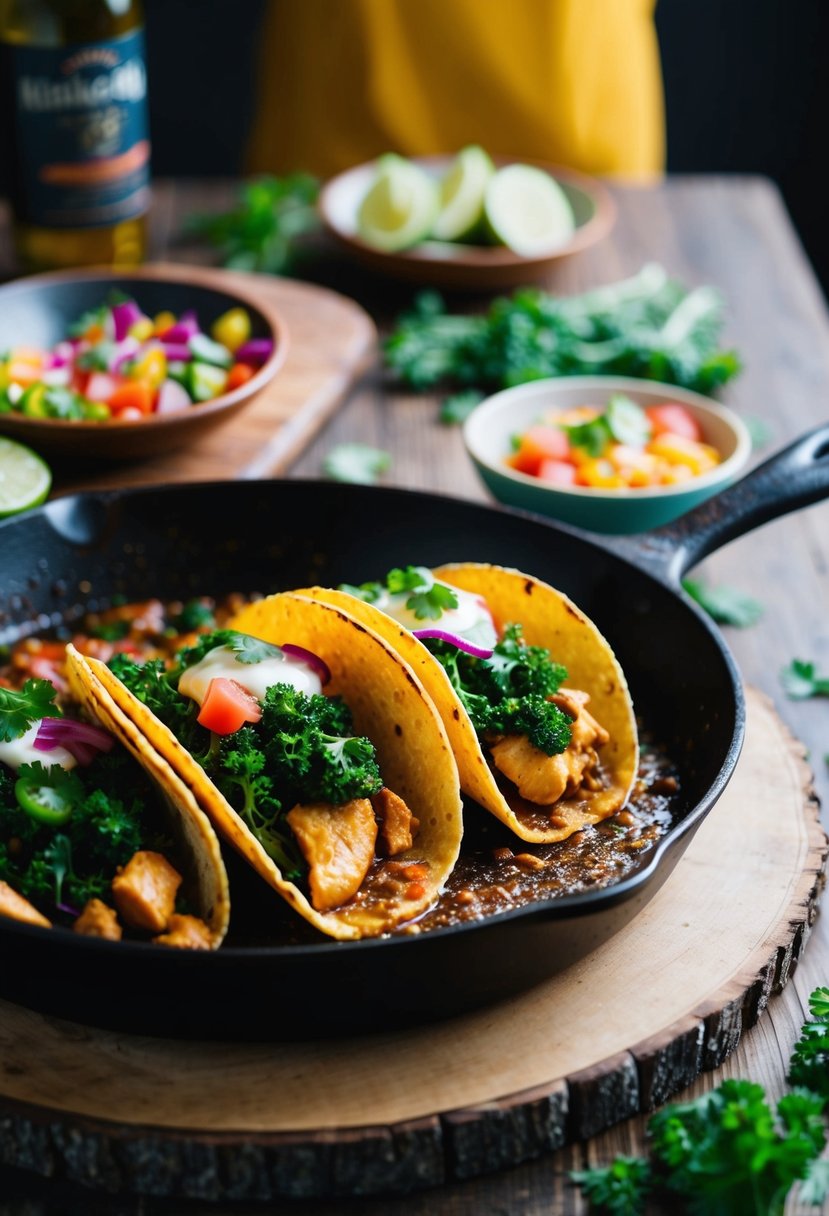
[427,623,571,754]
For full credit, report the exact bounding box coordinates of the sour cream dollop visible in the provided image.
[178,644,323,707]
[0,723,76,772]
[372,573,498,650]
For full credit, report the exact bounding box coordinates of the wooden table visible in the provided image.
[1,176,828,1215]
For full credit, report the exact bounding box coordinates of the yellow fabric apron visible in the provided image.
[247,0,664,180]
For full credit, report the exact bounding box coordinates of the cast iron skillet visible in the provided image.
[0,426,828,1039]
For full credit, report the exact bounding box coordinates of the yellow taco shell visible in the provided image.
[296,563,638,844]
[88,596,464,941]
[66,645,230,947]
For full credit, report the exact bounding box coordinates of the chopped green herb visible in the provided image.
[571,986,829,1216]
[682,578,764,627]
[438,390,483,425]
[0,678,59,743]
[385,264,742,397]
[323,443,392,485]
[788,987,829,1099]
[90,619,131,642]
[780,659,829,700]
[187,174,320,275]
[570,1156,651,1216]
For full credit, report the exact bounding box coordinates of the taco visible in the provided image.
[78,594,463,940]
[291,564,638,844]
[0,656,229,947]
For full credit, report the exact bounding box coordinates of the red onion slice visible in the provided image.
[160,342,193,362]
[234,338,273,366]
[412,628,494,658]
[159,311,199,344]
[112,300,143,342]
[35,717,114,765]
[280,644,331,686]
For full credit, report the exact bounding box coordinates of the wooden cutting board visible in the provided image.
[0,689,825,1201]
[55,269,376,494]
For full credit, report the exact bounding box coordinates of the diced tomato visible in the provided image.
[509,425,572,476]
[108,380,155,415]
[197,677,262,735]
[225,363,255,392]
[646,403,702,442]
[538,459,578,486]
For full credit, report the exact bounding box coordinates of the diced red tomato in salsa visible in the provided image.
[645,403,701,442]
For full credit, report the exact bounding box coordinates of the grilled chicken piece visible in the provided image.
[153,913,213,949]
[489,686,609,806]
[489,734,570,804]
[287,798,378,912]
[73,898,122,940]
[0,880,51,928]
[372,786,420,856]
[111,850,182,933]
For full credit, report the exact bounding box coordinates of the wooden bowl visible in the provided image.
[319,157,615,290]
[0,264,288,460]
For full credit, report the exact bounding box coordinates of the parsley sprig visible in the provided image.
[0,678,59,743]
[344,566,460,622]
[572,985,829,1215]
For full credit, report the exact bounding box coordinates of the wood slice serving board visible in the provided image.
[57,267,376,494]
[0,690,825,1201]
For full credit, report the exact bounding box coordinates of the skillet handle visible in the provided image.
[616,423,829,585]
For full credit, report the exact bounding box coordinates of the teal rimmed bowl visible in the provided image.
[463,376,752,534]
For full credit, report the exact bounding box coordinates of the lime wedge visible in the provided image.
[356,154,439,252]
[432,145,495,241]
[484,164,576,255]
[0,436,52,518]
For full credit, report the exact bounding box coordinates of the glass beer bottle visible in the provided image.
[0,0,150,270]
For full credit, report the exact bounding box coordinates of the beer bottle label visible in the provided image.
[8,29,150,229]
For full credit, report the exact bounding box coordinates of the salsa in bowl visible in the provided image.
[463,376,751,534]
[0,266,287,461]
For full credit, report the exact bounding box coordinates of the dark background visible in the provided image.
[4,0,829,292]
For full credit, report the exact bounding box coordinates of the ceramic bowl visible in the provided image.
[0,264,288,461]
[319,157,615,290]
[463,376,752,534]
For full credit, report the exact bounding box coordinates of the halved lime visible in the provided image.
[0,436,52,518]
[432,145,495,241]
[484,164,576,255]
[356,154,439,252]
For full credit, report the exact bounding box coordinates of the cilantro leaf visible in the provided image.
[780,660,829,700]
[0,679,59,743]
[373,566,460,621]
[323,443,391,485]
[438,390,483,426]
[225,633,282,665]
[682,578,764,627]
[570,1156,651,1216]
[563,415,610,457]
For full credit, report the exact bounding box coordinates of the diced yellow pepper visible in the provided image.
[649,434,720,476]
[131,347,167,388]
[660,464,695,485]
[128,318,154,342]
[211,307,251,353]
[578,458,626,489]
[153,311,176,335]
[608,444,660,487]
[545,404,600,428]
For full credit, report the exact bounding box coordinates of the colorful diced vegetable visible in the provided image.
[0,295,260,424]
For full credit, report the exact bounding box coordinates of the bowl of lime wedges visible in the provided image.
[319,149,615,290]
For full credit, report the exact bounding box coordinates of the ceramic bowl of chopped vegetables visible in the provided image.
[0,265,287,460]
[463,376,752,534]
